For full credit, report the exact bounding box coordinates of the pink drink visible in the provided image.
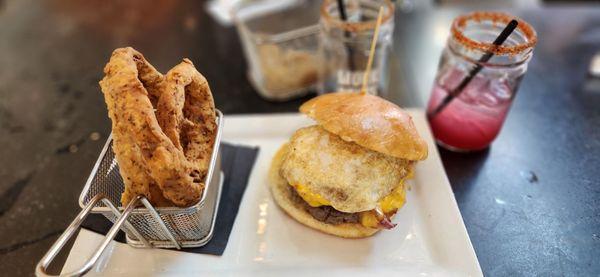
[427,67,514,151]
[425,12,536,151]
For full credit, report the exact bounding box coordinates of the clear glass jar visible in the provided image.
[426,11,537,151]
[318,0,394,95]
[234,0,321,101]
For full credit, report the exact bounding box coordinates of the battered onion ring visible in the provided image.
[100,47,172,206]
[99,47,216,207]
[149,59,217,205]
[158,59,217,178]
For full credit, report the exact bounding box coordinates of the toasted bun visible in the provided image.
[269,144,380,238]
[300,92,428,161]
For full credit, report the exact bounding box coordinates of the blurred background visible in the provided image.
[0,0,598,276]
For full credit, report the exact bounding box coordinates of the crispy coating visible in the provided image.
[151,59,217,205]
[99,47,216,207]
[157,59,217,177]
[100,47,172,206]
[280,125,412,213]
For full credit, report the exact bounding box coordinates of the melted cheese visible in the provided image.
[291,182,407,228]
[360,184,406,228]
[291,183,331,207]
[379,183,406,212]
[360,211,380,228]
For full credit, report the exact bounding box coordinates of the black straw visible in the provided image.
[336,0,355,70]
[427,19,519,119]
[336,0,347,19]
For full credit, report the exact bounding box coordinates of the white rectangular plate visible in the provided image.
[62,109,482,276]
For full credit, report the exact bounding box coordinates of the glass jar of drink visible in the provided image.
[426,12,537,151]
[318,0,394,95]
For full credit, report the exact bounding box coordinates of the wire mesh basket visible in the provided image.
[37,111,224,277]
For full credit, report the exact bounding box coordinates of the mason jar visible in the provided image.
[426,11,537,151]
[318,0,394,95]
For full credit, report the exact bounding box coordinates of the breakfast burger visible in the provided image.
[269,92,428,238]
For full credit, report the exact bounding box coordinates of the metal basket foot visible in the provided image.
[36,195,148,276]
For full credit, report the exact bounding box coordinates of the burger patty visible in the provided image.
[289,186,359,225]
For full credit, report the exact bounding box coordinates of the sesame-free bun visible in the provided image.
[269,144,380,238]
[300,92,428,161]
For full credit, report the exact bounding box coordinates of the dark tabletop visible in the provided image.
[0,0,598,276]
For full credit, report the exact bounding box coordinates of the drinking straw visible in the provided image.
[360,6,385,95]
[427,19,519,118]
[336,0,348,21]
[336,0,355,71]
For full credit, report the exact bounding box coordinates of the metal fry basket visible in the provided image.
[37,111,224,277]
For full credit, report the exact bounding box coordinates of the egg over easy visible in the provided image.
[269,92,428,238]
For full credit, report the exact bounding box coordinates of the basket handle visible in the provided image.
[36,195,143,277]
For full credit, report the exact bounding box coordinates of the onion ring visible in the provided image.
[99,47,216,207]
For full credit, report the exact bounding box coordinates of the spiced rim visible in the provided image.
[320,0,394,32]
[451,11,537,56]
